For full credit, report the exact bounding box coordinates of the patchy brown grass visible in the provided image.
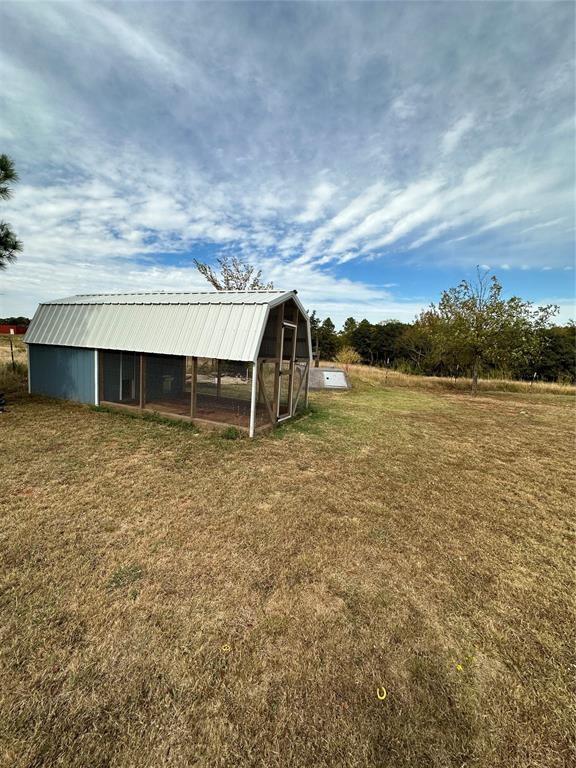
[0,333,27,366]
[0,374,574,768]
[0,335,27,394]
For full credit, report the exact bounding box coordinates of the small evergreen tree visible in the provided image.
[0,154,22,271]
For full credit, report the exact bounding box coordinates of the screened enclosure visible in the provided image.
[99,352,267,428]
[27,290,312,436]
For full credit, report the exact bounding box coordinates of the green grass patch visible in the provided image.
[107,564,145,590]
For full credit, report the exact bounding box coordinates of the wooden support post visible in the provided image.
[272,362,280,416]
[257,360,263,404]
[216,359,222,399]
[190,356,197,417]
[287,362,295,415]
[139,353,145,409]
[273,303,284,417]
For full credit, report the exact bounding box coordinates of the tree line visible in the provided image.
[0,316,30,326]
[311,272,575,385]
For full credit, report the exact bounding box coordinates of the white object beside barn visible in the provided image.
[308,367,350,390]
[323,370,348,388]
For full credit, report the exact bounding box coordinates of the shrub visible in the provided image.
[334,346,362,370]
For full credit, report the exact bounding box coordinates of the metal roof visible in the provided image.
[43,291,287,305]
[25,290,307,362]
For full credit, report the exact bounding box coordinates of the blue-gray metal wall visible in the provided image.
[28,344,96,404]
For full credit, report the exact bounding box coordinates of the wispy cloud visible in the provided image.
[442,113,475,155]
[0,0,574,322]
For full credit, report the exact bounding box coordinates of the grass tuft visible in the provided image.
[219,425,243,440]
[107,564,145,590]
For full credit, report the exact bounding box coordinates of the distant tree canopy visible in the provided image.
[310,272,573,384]
[0,316,30,326]
[0,154,22,271]
[194,255,273,291]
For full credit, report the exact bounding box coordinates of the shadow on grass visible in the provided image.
[92,404,200,433]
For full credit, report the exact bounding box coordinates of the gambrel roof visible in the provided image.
[25,290,308,362]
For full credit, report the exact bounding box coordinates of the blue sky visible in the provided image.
[0,1,574,326]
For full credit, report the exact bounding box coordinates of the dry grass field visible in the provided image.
[0,335,28,393]
[0,334,26,367]
[336,362,576,395]
[1,366,574,768]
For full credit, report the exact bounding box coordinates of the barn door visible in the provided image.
[277,321,297,420]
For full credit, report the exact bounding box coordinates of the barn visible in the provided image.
[24,290,312,436]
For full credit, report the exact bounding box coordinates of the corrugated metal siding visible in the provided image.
[29,345,95,404]
[25,293,286,362]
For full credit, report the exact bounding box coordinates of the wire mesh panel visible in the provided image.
[278,364,291,419]
[101,352,266,428]
[293,361,308,413]
[257,361,276,421]
[144,354,188,415]
[101,350,140,404]
[196,358,256,427]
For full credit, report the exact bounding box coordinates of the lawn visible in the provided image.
[0,369,574,768]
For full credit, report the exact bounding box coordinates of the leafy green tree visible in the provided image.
[0,154,22,270]
[396,323,434,372]
[418,269,558,391]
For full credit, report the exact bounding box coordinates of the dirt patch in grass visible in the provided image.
[0,378,574,767]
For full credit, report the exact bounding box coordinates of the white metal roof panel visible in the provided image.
[25,291,298,362]
[43,291,286,305]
